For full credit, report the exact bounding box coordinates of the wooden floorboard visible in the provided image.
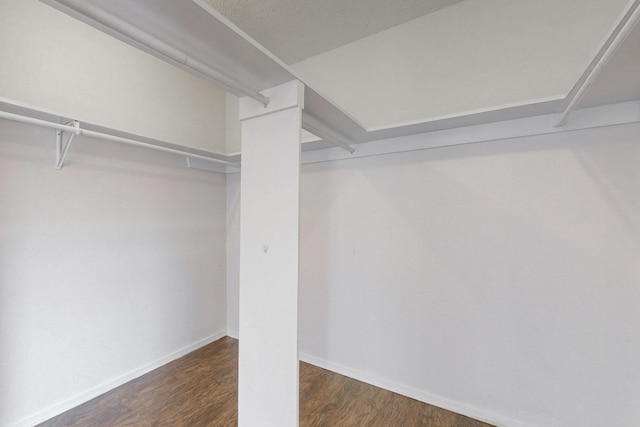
[37,337,493,427]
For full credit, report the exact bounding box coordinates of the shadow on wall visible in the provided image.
[0,118,229,426]
[0,266,7,425]
[0,120,48,425]
[299,166,333,360]
[572,132,640,251]
[296,122,640,426]
[226,173,241,338]
[0,119,52,166]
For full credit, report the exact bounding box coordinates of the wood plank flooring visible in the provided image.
[38,337,493,427]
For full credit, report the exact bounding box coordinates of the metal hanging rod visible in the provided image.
[40,0,269,107]
[0,110,240,169]
[39,0,358,154]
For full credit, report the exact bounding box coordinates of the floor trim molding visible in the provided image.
[11,330,227,427]
[299,352,531,427]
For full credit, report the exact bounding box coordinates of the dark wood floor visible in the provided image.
[38,337,493,427]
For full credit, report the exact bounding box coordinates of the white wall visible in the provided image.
[226,122,640,426]
[225,93,242,155]
[226,172,241,339]
[0,0,227,153]
[237,83,303,427]
[0,119,227,426]
[291,0,628,130]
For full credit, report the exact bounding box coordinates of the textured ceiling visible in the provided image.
[202,0,465,64]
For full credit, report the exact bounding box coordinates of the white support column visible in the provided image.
[238,80,304,427]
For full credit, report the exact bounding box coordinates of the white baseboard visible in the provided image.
[14,334,532,427]
[11,330,227,427]
[299,352,531,427]
[226,329,239,339]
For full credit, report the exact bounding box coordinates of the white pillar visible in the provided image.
[237,80,303,427]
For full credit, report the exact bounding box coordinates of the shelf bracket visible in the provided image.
[55,120,80,170]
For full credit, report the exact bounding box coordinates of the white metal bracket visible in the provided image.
[55,120,80,170]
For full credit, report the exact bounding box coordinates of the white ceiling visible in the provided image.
[289,0,629,130]
[200,0,633,131]
[202,0,465,64]
[39,0,640,154]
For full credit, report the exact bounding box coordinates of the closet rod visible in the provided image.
[0,110,240,168]
[41,0,355,154]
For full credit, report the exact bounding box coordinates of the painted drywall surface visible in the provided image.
[298,123,640,426]
[225,123,640,426]
[238,98,302,427]
[0,120,227,426]
[0,0,226,153]
[291,0,629,130]
[226,172,241,338]
[225,94,242,154]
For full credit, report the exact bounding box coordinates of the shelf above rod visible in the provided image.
[41,0,269,107]
[302,112,355,154]
[0,110,239,169]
